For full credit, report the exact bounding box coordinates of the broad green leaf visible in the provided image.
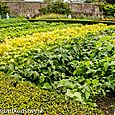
[43,82,51,89]
[66,89,83,102]
[86,69,96,74]
[110,61,115,65]
[85,92,90,100]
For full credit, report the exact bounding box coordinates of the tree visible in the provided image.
[39,0,72,15]
[0,2,9,18]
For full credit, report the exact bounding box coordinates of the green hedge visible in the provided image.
[28,19,115,25]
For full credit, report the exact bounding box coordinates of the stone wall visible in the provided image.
[3,1,102,17]
[70,3,101,16]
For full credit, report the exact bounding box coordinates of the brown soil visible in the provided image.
[96,92,115,115]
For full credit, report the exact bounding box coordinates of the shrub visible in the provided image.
[35,13,68,19]
[0,2,9,18]
[39,1,72,15]
[102,4,115,16]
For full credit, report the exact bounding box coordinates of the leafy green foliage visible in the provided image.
[0,18,80,42]
[102,4,115,16]
[0,2,9,18]
[0,72,102,114]
[0,25,114,105]
[35,13,68,19]
[39,1,72,15]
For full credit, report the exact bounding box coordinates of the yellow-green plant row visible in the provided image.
[0,72,103,114]
[0,18,82,42]
[0,24,114,55]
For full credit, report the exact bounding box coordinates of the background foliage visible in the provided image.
[102,4,115,16]
[39,1,72,15]
[0,2,9,18]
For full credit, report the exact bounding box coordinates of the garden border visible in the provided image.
[28,19,115,25]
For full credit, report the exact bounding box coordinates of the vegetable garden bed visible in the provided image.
[0,18,115,114]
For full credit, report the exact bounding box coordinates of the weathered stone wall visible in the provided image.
[3,1,102,17]
[3,2,47,17]
[70,3,101,16]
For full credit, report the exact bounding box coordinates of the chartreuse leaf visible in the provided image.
[43,82,52,89]
[57,79,75,89]
[66,89,83,102]
[110,61,115,65]
[85,92,90,100]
